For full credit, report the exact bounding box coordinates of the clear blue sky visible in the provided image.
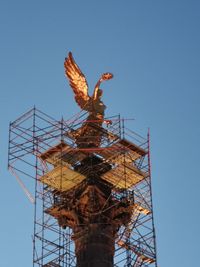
[1,1,200,266]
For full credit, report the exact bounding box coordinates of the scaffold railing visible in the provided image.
[8,107,157,267]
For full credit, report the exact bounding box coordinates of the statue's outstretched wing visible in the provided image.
[64,52,90,110]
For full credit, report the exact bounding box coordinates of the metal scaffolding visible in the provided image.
[8,107,157,267]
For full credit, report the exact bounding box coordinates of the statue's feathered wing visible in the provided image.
[64,52,90,110]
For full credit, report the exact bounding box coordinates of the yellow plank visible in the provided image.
[102,164,147,189]
[40,165,86,191]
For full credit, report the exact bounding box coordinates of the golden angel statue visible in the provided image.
[64,52,113,148]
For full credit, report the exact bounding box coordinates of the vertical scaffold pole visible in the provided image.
[147,128,158,267]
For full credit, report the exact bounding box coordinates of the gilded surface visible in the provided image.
[64,52,113,148]
[64,52,113,119]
